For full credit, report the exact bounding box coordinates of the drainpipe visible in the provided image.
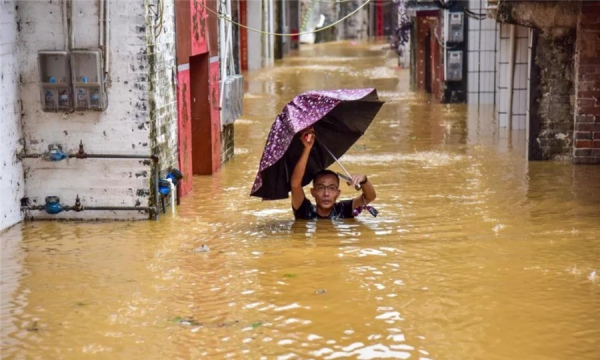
[62,0,69,49]
[99,0,104,49]
[167,178,175,215]
[104,0,111,75]
[507,24,516,131]
[69,0,75,49]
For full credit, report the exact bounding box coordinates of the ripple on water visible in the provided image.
[341,152,466,166]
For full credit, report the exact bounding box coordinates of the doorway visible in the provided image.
[190,53,213,175]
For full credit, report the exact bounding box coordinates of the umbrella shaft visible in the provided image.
[320,142,351,177]
[320,142,361,190]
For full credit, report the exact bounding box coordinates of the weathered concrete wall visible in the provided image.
[336,1,369,40]
[532,30,575,160]
[0,0,24,231]
[496,0,578,36]
[147,0,179,208]
[18,0,177,220]
[574,1,600,164]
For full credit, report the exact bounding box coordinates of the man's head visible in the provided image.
[310,170,341,210]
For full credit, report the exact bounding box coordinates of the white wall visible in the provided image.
[466,0,499,105]
[0,0,25,232]
[17,0,177,220]
[247,0,262,70]
[246,0,274,70]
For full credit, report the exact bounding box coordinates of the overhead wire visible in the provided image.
[464,8,487,20]
[434,23,457,49]
[200,0,373,37]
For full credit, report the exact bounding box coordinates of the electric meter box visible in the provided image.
[39,51,72,111]
[448,12,464,43]
[71,50,104,110]
[447,50,463,81]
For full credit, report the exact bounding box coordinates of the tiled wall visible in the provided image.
[496,24,530,130]
[466,0,498,105]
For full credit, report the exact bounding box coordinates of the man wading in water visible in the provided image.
[291,127,377,220]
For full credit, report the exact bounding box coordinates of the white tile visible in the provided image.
[498,112,508,128]
[468,31,480,51]
[513,115,526,130]
[499,88,507,112]
[481,72,495,92]
[468,51,479,71]
[468,92,480,104]
[481,30,498,51]
[512,89,521,115]
[481,18,497,31]
[499,39,509,63]
[516,38,529,63]
[498,63,509,87]
[515,64,528,88]
[468,0,483,10]
[469,17,481,30]
[513,89,527,115]
[481,93,495,104]
[468,72,480,92]
[481,52,496,71]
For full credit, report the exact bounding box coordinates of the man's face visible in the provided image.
[310,174,341,210]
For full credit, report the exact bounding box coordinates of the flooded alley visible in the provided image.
[2,41,600,360]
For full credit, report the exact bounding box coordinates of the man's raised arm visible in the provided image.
[291,127,314,210]
[350,174,376,210]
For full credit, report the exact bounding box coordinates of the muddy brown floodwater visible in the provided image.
[2,41,600,360]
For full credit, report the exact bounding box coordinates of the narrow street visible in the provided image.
[2,41,600,360]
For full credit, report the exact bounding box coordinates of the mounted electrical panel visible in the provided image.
[71,50,104,110]
[448,12,464,43]
[447,50,463,81]
[39,51,72,111]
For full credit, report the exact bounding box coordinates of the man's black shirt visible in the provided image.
[293,197,354,220]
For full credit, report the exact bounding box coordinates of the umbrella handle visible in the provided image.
[338,172,362,191]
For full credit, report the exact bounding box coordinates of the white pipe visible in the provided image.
[104,0,111,74]
[62,0,69,49]
[99,0,104,49]
[507,24,516,130]
[167,179,175,215]
[70,0,75,49]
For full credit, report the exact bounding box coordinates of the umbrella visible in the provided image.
[251,88,384,200]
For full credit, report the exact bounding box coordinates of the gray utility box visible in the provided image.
[71,50,104,110]
[447,50,463,82]
[448,12,464,43]
[39,51,72,111]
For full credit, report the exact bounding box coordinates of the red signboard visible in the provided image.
[376,0,384,37]
[191,0,208,55]
[240,0,248,71]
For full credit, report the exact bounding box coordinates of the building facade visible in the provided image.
[0,0,250,232]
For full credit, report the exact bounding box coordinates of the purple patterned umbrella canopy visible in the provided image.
[251,88,384,200]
